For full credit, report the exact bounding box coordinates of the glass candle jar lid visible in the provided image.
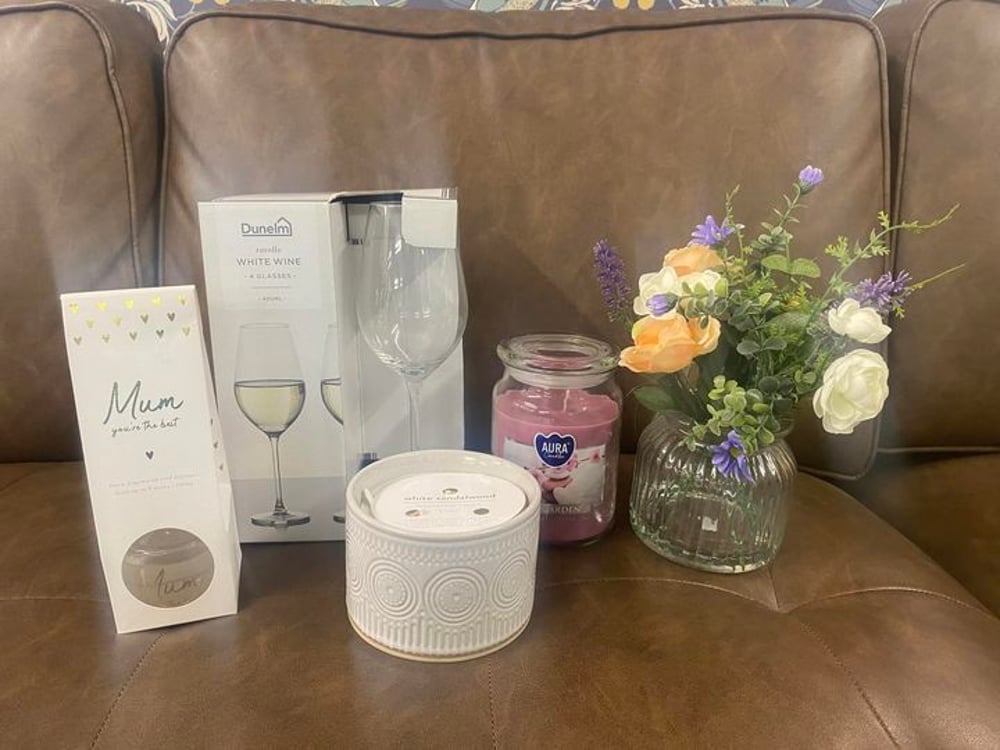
[497,334,618,388]
[370,472,527,535]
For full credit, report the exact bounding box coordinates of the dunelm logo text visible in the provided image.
[240,217,292,238]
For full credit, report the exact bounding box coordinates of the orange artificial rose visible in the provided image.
[689,315,721,354]
[620,312,721,374]
[663,244,724,277]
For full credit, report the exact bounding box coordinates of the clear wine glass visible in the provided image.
[234,322,310,527]
[356,201,467,450]
[320,325,344,426]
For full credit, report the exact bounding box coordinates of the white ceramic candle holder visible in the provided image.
[345,450,541,662]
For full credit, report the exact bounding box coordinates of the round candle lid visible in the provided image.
[371,472,527,535]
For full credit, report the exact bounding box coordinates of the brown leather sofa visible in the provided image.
[2,1,998,746]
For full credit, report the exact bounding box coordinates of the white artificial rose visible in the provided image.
[633,266,680,317]
[827,299,891,344]
[812,350,890,434]
[679,269,724,298]
[633,267,726,317]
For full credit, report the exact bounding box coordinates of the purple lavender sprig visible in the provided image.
[690,214,736,247]
[593,239,633,324]
[711,430,753,482]
[849,270,913,316]
[798,165,824,193]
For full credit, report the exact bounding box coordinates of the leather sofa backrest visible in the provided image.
[0,0,162,462]
[877,0,1000,452]
[160,6,891,478]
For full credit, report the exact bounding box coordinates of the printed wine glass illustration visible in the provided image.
[234,323,310,527]
[320,324,343,426]
[356,201,468,450]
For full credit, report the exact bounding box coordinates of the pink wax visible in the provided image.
[492,386,621,544]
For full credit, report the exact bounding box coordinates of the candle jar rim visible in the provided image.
[497,333,617,384]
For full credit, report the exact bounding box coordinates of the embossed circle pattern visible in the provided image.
[365,559,419,619]
[346,549,364,595]
[425,569,487,625]
[490,550,532,612]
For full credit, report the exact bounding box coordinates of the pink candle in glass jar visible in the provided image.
[492,334,622,545]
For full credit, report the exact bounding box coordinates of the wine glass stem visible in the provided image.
[404,377,422,451]
[269,435,287,515]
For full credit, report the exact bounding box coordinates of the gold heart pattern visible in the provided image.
[66,289,196,350]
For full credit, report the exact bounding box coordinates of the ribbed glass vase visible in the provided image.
[630,412,795,574]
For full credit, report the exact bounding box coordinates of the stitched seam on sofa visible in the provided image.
[0,594,108,603]
[878,445,1000,455]
[787,586,994,619]
[538,577,779,612]
[90,632,165,749]
[486,657,499,750]
[73,4,145,288]
[0,465,53,501]
[166,6,881,49]
[167,8,883,47]
[792,618,901,748]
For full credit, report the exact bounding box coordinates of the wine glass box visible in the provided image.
[196,190,464,542]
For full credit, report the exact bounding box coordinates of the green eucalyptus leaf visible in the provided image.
[759,376,780,393]
[633,386,675,413]
[761,255,791,273]
[767,311,810,335]
[789,258,822,278]
[736,339,761,356]
[762,337,787,351]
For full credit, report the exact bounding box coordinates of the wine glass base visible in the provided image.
[251,511,311,528]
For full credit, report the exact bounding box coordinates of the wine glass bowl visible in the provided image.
[234,322,310,528]
[320,324,344,426]
[355,202,468,450]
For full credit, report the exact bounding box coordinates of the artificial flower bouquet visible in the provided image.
[594,166,958,481]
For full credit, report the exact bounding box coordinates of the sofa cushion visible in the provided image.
[2,459,998,746]
[160,5,891,479]
[0,0,162,462]
[876,0,1000,450]
[851,452,1000,614]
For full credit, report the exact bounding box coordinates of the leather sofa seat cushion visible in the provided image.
[876,0,1000,450]
[0,0,161,462]
[160,6,891,479]
[3,461,998,746]
[852,452,1000,614]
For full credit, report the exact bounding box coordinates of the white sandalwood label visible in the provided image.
[373,472,526,534]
